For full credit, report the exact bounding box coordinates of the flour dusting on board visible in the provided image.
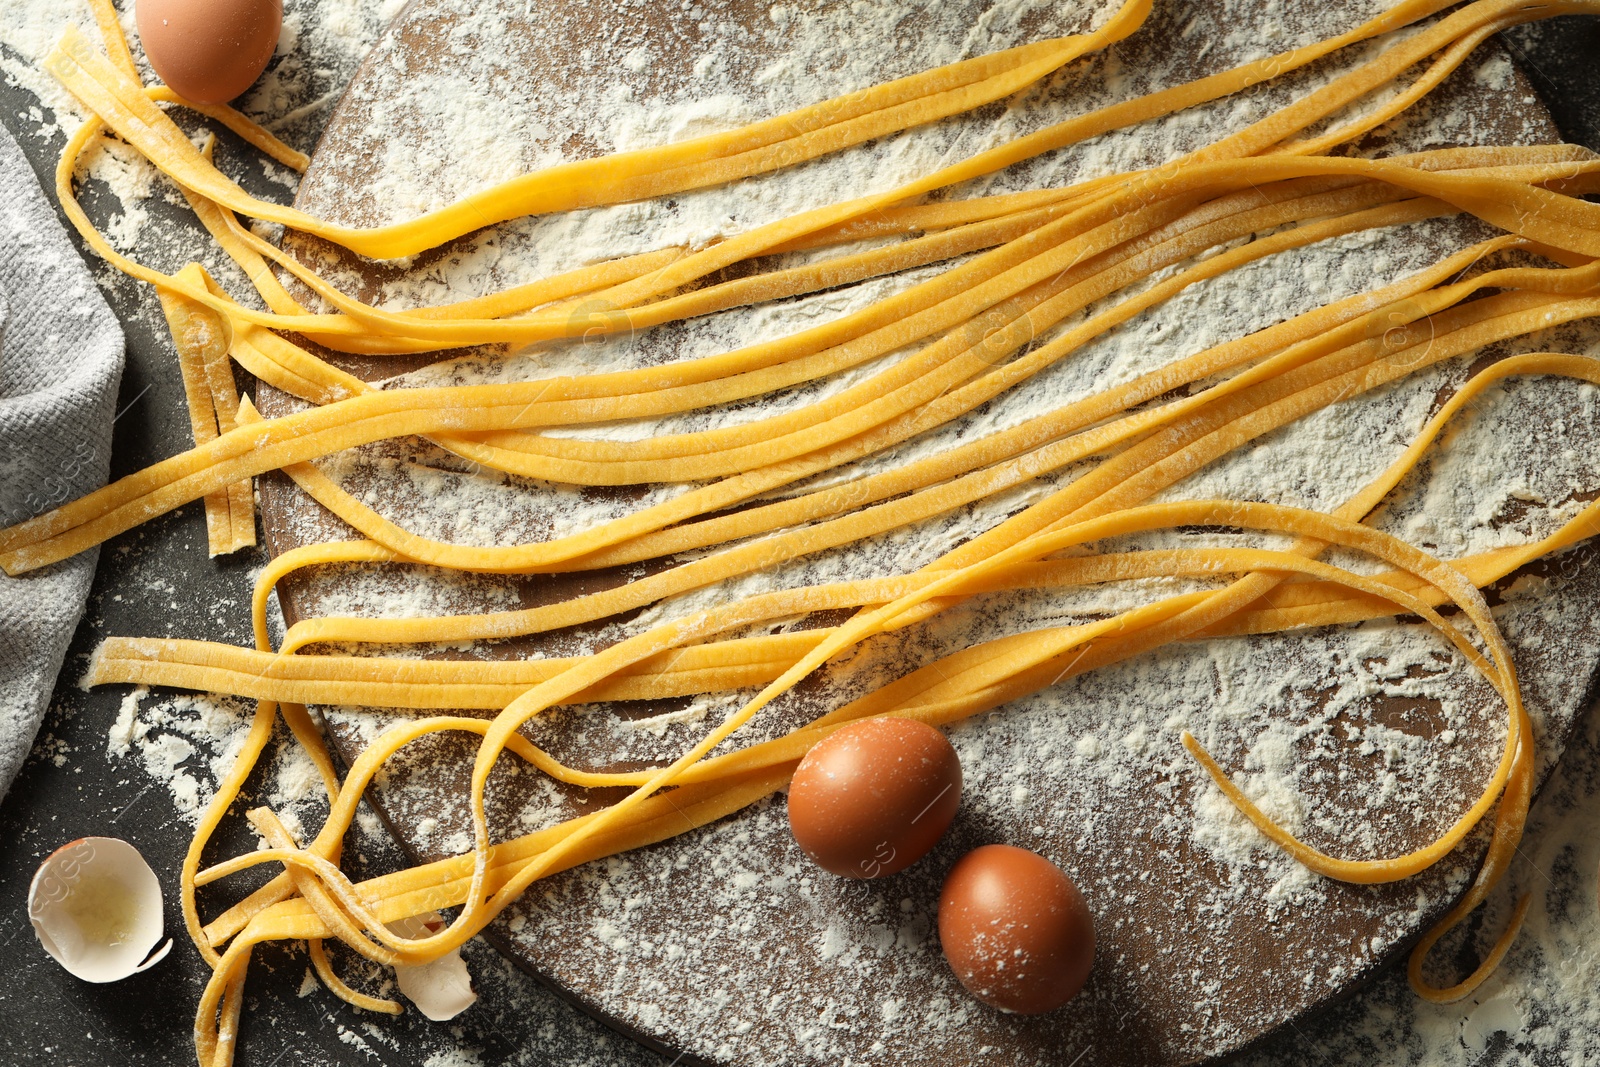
[248,0,1600,1064]
[9,0,1600,1064]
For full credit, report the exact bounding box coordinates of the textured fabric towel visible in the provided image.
[0,123,125,798]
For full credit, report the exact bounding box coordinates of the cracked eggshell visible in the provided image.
[388,913,477,1021]
[28,837,172,983]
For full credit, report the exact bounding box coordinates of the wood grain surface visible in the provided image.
[254,3,1598,1064]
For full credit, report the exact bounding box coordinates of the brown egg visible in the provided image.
[938,844,1095,1014]
[136,0,283,105]
[786,717,961,879]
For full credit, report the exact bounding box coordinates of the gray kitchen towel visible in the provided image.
[0,122,125,798]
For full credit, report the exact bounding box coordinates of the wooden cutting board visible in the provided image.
[254,2,1600,1064]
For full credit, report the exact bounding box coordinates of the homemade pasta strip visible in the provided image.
[929,288,1599,576]
[104,544,1507,789]
[89,630,825,708]
[227,322,1558,976]
[51,2,1154,259]
[65,0,1573,282]
[85,0,309,170]
[212,180,1091,349]
[186,495,1522,978]
[248,807,403,1012]
[256,211,1492,582]
[45,141,1600,350]
[453,182,1432,473]
[149,87,310,171]
[267,291,1600,651]
[48,0,1577,347]
[201,186,1084,354]
[8,187,1579,575]
[156,262,254,554]
[85,0,136,79]
[43,0,1600,1057]
[156,265,231,554]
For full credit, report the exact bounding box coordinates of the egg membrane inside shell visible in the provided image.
[28,837,172,983]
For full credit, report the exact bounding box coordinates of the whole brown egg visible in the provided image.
[136,0,283,105]
[786,717,962,879]
[938,844,1095,1014]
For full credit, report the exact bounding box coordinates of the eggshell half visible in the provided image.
[388,913,477,1021]
[28,837,172,983]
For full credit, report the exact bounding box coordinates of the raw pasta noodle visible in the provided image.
[187,351,1561,1036]
[180,495,1524,1021]
[8,2,1600,1064]
[48,2,1159,260]
[157,260,255,556]
[240,232,1581,585]
[39,0,1581,355]
[261,288,1600,653]
[6,169,1597,576]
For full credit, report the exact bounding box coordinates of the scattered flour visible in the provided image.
[257,1,1600,1064]
[102,682,341,843]
[6,0,1600,1064]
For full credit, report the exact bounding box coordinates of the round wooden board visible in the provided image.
[256,3,1600,1065]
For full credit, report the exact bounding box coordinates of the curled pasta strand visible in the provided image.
[49,1,1600,1059]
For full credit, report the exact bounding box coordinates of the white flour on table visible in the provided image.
[6,0,1600,1064]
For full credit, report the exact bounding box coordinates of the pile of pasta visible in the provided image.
[7,0,1600,1062]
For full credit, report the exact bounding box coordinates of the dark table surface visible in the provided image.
[0,7,1595,1067]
